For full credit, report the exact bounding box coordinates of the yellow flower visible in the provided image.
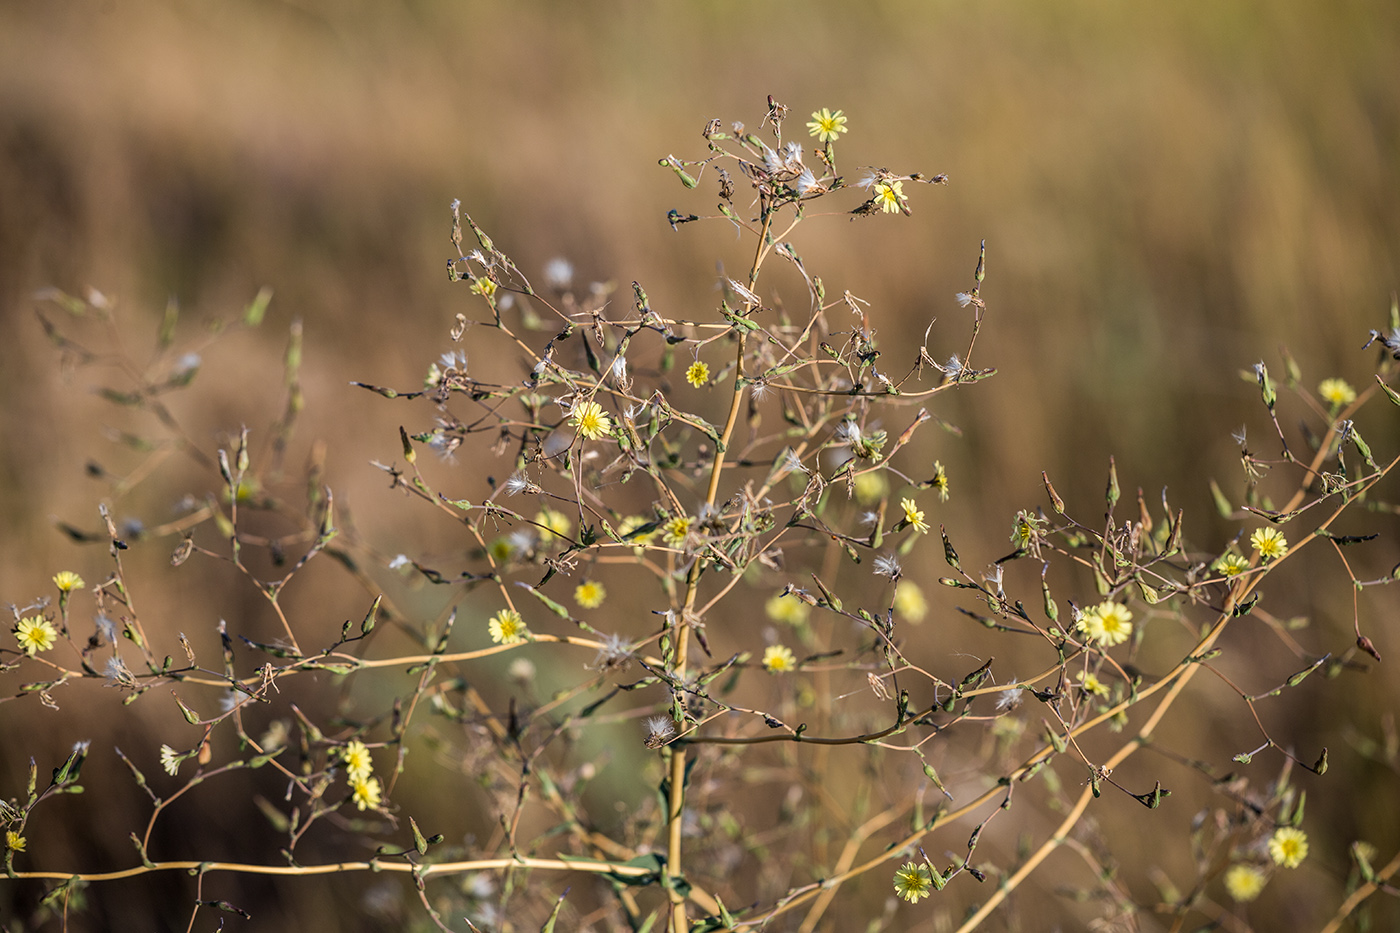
[900,497,929,534]
[1224,863,1267,902]
[874,180,907,214]
[52,571,85,593]
[570,399,613,440]
[1078,601,1133,647]
[661,514,693,547]
[469,276,497,298]
[685,360,710,387]
[1214,553,1250,577]
[342,740,373,783]
[853,470,888,505]
[351,775,383,811]
[14,616,57,655]
[574,580,606,609]
[1077,671,1109,697]
[1250,527,1287,562]
[765,592,811,626]
[488,537,517,564]
[5,830,25,852]
[488,609,530,645]
[1268,827,1309,868]
[931,460,950,502]
[762,644,797,673]
[1318,378,1356,407]
[535,508,573,543]
[806,108,848,143]
[893,581,928,623]
[893,861,935,903]
[618,515,658,552]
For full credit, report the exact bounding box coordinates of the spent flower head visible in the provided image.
[644,715,677,749]
[806,107,848,143]
[160,744,181,776]
[488,609,530,645]
[1250,527,1287,562]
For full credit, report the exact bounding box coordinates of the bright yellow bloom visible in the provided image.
[685,360,710,387]
[765,592,811,626]
[535,508,572,543]
[1077,671,1109,697]
[762,644,797,673]
[900,497,929,534]
[1250,527,1287,562]
[1214,553,1250,577]
[469,276,497,298]
[1224,863,1267,901]
[342,740,373,783]
[931,461,950,502]
[351,775,383,811]
[893,581,928,623]
[661,515,693,547]
[1318,378,1356,407]
[874,180,907,214]
[806,108,848,143]
[52,571,85,593]
[488,609,530,645]
[574,580,607,609]
[1079,601,1133,647]
[14,616,57,655]
[570,400,613,440]
[5,830,24,852]
[1268,827,1309,868]
[893,861,935,903]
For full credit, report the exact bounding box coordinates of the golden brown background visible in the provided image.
[2,0,1398,930]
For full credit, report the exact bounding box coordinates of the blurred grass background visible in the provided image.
[2,0,1398,929]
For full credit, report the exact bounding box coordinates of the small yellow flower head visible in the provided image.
[874,180,907,214]
[1268,827,1309,868]
[931,460,950,502]
[535,508,573,543]
[14,616,57,655]
[1250,527,1287,562]
[661,514,693,547]
[52,571,85,593]
[806,108,848,143]
[1079,601,1134,647]
[765,592,811,626]
[618,515,658,552]
[1318,378,1356,407]
[853,470,889,505]
[351,775,383,811]
[488,609,530,645]
[1010,510,1044,550]
[342,740,373,783]
[469,276,497,299]
[900,497,929,534]
[893,581,928,623]
[1077,671,1109,697]
[893,861,936,903]
[574,580,607,609]
[570,399,613,441]
[5,830,25,852]
[1224,863,1268,902]
[160,744,181,776]
[762,644,797,673]
[1214,553,1250,577]
[685,360,710,388]
[488,537,517,564]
